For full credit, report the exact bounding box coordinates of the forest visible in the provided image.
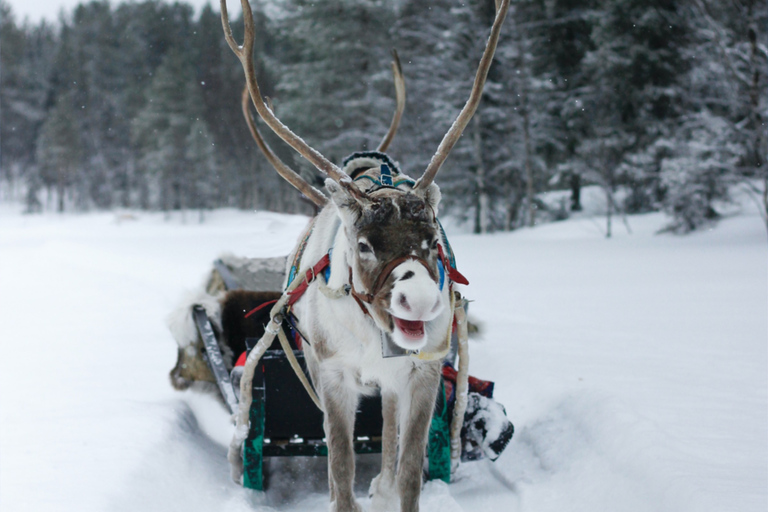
[0,0,765,234]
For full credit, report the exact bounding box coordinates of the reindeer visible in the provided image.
[219,1,510,510]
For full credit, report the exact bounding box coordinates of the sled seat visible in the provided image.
[248,344,385,457]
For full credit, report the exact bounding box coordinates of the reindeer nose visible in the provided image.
[398,294,411,312]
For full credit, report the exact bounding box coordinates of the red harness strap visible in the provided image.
[438,244,469,286]
[286,253,332,307]
[243,299,278,318]
[285,245,467,313]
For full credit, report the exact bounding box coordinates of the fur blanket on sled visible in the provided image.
[166,253,287,395]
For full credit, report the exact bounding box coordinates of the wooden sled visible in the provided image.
[175,256,511,491]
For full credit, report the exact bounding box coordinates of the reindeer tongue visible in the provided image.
[393,317,425,339]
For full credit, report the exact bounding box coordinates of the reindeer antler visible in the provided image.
[220,0,365,200]
[377,50,406,153]
[414,0,510,191]
[241,87,328,207]
[240,47,405,205]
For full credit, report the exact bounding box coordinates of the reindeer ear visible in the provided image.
[325,178,363,221]
[419,182,442,216]
[325,178,346,205]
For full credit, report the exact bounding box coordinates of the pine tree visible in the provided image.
[683,0,767,233]
[545,0,598,212]
[36,92,83,212]
[576,0,690,236]
[185,118,218,221]
[489,0,555,230]
[390,0,491,229]
[131,47,208,211]
[0,1,55,203]
[271,0,396,165]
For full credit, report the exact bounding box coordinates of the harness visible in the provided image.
[284,195,468,330]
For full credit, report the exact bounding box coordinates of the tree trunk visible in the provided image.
[517,37,535,228]
[523,106,534,228]
[472,116,490,234]
[570,173,582,211]
[57,184,65,213]
[747,16,768,235]
[57,167,65,213]
[763,173,768,237]
[605,185,613,239]
[122,154,133,208]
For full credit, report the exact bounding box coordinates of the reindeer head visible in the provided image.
[326,159,444,349]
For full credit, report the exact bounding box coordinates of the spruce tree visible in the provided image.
[271,0,396,165]
[577,0,689,235]
[36,92,83,212]
[185,118,218,221]
[0,2,54,202]
[131,47,209,211]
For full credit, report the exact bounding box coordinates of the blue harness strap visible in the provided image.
[380,164,393,186]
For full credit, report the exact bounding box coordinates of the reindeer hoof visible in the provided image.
[369,474,399,512]
[329,499,363,512]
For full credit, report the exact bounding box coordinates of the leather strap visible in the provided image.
[286,253,331,307]
[350,255,438,307]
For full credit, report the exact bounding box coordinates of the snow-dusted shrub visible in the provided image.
[659,113,742,233]
[661,163,724,233]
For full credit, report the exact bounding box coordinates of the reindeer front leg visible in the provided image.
[322,374,361,512]
[397,362,441,512]
[369,391,398,511]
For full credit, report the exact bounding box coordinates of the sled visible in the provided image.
[172,255,513,491]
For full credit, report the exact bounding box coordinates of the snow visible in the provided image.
[0,200,765,512]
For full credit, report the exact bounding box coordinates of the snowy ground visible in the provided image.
[0,194,765,512]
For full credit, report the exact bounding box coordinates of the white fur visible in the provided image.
[389,260,444,321]
[166,287,222,349]
[291,181,451,512]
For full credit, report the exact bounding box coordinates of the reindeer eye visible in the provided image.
[431,238,439,250]
[358,242,372,254]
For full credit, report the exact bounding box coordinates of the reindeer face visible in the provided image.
[328,181,445,350]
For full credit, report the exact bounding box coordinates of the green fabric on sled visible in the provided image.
[243,396,265,490]
[244,380,452,490]
[427,379,451,483]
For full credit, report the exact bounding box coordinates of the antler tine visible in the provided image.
[414,0,510,191]
[377,49,406,153]
[220,0,364,199]
[241,87,328,207]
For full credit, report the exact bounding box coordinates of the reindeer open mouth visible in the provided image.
[393,317,426,341]
[375,257,445,349]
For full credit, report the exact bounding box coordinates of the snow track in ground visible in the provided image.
[0,203,765,512]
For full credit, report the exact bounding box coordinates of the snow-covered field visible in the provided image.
[1,195,765,512]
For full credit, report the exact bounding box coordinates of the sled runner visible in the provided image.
[170,253,513,491]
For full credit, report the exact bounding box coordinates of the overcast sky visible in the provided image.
[5,0,241,25]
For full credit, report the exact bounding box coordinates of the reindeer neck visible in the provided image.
[327,218,349,291]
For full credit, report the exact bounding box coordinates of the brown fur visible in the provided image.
[352,189,441,331]
[168,290,285,392]
[220,290,284,362]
